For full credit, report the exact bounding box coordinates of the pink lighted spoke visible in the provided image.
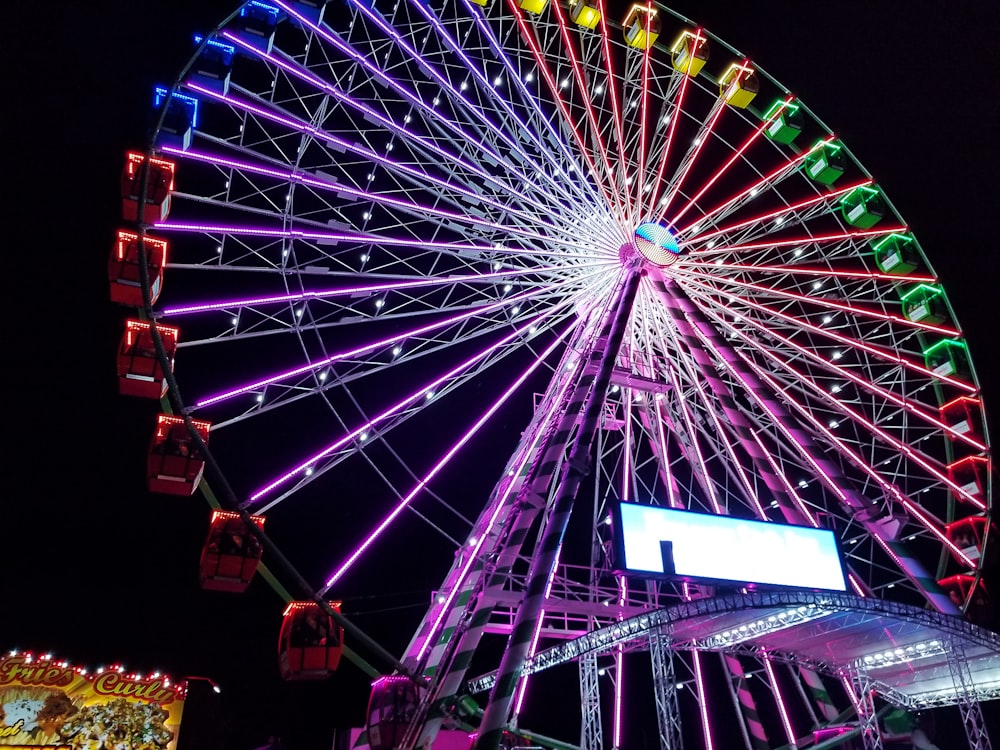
[720,329,986,526]
[320,322,574,590]
[686,226,910,259]
[415,365,581,661]
[595,0,628,212]
[643,50,694,219]
[162,267,563,317]
[251,294,581,507]
[655,93,730,221]
[632,0,655,223]
[503,0,620,216]
[678,135,844,234]
[162,147,554,244]
[677,174,867,241]
[668,95,792,226]
[687,270,960,337]
[197,282,551,409]
[692,650,715,750]
[679,275,977,394]
[547,0,626,222]
[763,656,796,746]
[718,305,987,452]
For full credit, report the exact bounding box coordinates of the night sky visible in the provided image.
[5,3,999,750]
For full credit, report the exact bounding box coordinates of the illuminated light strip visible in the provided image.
[668,94,793,226]
[714,314,988,523]
[672,136,841,237]
[595,0,628,221]
[856,639,948,670]
[630,0,656,224]
[677,175,869,242]
[655,89,730,221]
[545,0,629,223]
[692,650,715,750]
[154,220,607,265]
[162,147,557,245]
[714,302,987,452]
[847,572,868,598]
[319,319,577,590]
[764,655,796,747]
[677,275,977,394]
[683,270,960,337]
[251,289,582,507]
[330,0,589,207]
[161,267,568,316]
[699,606,830,649]
[613,577,627,749]
[409,1,599,209]
[197,281,550,409]
[641,32,698,219]
[502,0,622,216]
[687,226,914,261]
[215,31,575,218]
[181,85,563,232]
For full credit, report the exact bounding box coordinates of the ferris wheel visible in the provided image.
[111,0,998,748]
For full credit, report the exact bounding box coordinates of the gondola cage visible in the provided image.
[200,510,265,593]
[147,414,211,496]
[367,675,420,750]
[109,230,169,308]
[121,151,175,225]
[117,319,179,399]
[278,601,344,680]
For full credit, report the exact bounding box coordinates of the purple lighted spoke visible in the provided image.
[196,281,560,409]
[161,266,565,316]
[252,7,567,208]
[163,147,555,244]
[319,317,576,590]
[215,32,560,210]
[178,86,561,230]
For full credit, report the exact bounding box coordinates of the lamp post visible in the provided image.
[186,675,222,694]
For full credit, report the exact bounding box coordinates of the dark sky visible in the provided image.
[5,3,999,750]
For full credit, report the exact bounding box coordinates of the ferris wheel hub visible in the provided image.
[633,221,682,267]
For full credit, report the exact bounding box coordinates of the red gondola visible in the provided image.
[938,574,994,625]
[278,601,343,680]
[940,396,984,443]
[367,675,419,750]
[946,516,996,566]
[109,230,168,307]
[948,455,991,507]
[121,151,176,225]
[200,510,265,593]
[117,319,178,399]
[147,414,211,496]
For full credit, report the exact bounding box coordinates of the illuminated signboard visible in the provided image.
[613,502,847,591]
[0,652,185,750]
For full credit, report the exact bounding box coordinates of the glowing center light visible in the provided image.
[634,221,682,267]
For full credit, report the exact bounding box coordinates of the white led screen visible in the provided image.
[614,502,847,591]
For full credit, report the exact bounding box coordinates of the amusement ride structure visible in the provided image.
[111,1,1000,748]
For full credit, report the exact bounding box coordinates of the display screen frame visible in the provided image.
[611,501,848,592]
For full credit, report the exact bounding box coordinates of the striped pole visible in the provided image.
[476,264,642,750]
